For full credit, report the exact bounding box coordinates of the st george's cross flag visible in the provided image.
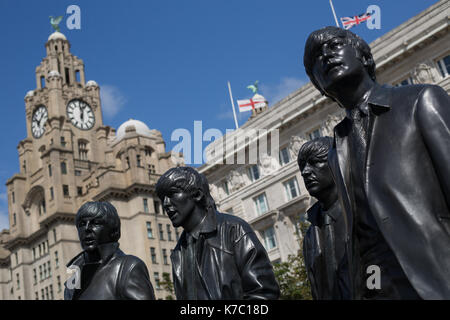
[340,12,372,29]
[237,97,266,112]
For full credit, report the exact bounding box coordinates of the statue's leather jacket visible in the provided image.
[171,210,280,300]
[64,242,155,300]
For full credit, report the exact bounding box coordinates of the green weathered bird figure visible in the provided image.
[49,16,63,32]
[247,80,259,94]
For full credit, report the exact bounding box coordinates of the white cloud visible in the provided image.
[0,193,9,231]
[260,77,305,105]
[0,211,9,231]
[100,84,127,118]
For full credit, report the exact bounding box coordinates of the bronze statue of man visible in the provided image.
[155,166,280,300]
[298,137,351,300]
[304,26,450,299]
[64,201,156,300]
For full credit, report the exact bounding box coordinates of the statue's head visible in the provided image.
[156,167,215,229]
[303,26,376,99]
[297,137,335,200]
[75,201,121,252]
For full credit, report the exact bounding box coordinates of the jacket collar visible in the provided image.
[367,83,392,115]
[66,242,120,267]
[187,208,218,240]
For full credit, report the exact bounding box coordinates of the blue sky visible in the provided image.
[0,0,435,230]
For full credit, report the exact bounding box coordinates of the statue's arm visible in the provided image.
[119,256,156,300]
[416,85,450,208]
[234,230,280,300]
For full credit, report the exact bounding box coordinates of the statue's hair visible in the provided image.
[75,201,121,241]
[303,26,376,95]
[155,167,215,210]
[297,136,333,169]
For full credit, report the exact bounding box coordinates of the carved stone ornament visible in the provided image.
[413,63,435,84]
[227,169,246,192]
[322,113,344,137]
[288,135,308,161]
[259,153,280,177]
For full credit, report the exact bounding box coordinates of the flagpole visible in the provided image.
[227,81,239,130]
[329,0,340,27]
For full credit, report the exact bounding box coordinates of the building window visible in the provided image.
[57,276,62,292]
[153,200,160,214]
[15,252,18,265]
[60,136,66,147]
[33,269,37,285]
[137,154,142,167]
[12,192,15,203]
[284,177,300,201]
[78,141,88,160]
[47,261,51,277]
[254,193,269,215]
[45,286,49,300]
[154,272,161,289]
[33,248,36,260]
[146,222,153,239]
[40,76,45,88]
[162,249,168,265]
[150,247,157,264]
[41,199,46,214]
[61,162,67,174]
[145,147,152,157]
[248,165,260,182]
[53,229,57,243]
[50,285,54,300]
[48,164,52,177]
[50,187,54,200]
[308,129,322,140]
[143,198,149,213]
[167,225,172,241]
[75,170,81,176]
[63,185,69,197]
[437,55,450,78]
[148,164,156,175]
[39,244,42,256]
[75,70,80,82]
[158,224,164,240]
[41,288,44,300]
[23,160,26,173]
[43,263,47,279]
[262,226,277,250]
[279,147,291,166]
[13,213,16,226]
[55,251,59,268]
[35,292,39,300]
[125,157,130,169]
[16,273,20,289]
[77,187,83,196]
[222,180,230,196]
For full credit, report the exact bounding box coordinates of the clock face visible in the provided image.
[31,105,48,138]
[67,99,95,130]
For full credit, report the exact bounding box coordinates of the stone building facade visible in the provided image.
[198,0,450,264]
[0,32,181,300]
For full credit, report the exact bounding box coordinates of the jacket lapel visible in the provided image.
[365,84,392,194]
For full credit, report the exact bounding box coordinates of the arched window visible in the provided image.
[40,76,45,88]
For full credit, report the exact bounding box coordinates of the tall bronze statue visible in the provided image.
[304,26,450,299]
[64,201,156,300]
[155,166,280,300]
[298,137,351,300]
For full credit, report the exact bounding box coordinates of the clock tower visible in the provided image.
[0,32,179,300]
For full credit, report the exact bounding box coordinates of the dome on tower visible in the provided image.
[115,119,153,142]
[86,80,98,87]
[48,32,67,41]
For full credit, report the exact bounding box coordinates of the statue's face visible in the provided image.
[77,212,113,252]
[312,36,365,96]
[162,187,196,228]
[300,155,334,199]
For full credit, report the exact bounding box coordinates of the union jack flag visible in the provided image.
[340,12,372,29]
